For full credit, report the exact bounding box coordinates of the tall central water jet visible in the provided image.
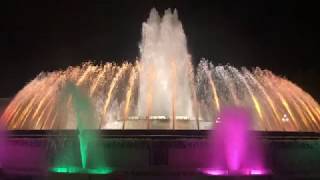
[138,9,194,123]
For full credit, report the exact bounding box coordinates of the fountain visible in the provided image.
[201,107,268,176]
[0,8,320,178]
[50,81,111,174]
[1,8,319,131]
[138,8,194,126]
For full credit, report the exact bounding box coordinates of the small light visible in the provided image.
[282,114,289,122]
[200,168,228,176]
[249,169,265,175]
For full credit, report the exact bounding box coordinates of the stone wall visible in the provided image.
[1,136,320,176]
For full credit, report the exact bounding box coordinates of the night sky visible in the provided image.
[1,0,319,101]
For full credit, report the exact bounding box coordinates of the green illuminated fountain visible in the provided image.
[50,81,112,174]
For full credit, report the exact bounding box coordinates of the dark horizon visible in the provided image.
[1,0,319,101]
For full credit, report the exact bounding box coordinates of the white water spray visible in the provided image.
[138,8,194,118]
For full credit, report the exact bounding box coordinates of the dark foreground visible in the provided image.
[1,130,320,179]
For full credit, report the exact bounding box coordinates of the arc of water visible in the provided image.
[254,70,291,131]
[3,74,50,126]
[285,80,320,130]
[8,78,48,128]
[38,97,56,129]
[2,82,35,127]
[228,67,265,129]
[76,64,97,86]
[216,66,239,106]
[101,63,129,128]
[123,64,138,129]
[33,82,59,128]
[89,64,110,96]
[15,96,37,129]
[204,65,220,112]
[286,87,311,130]
[282,80,318,130]
[34,95,54,129]
[5,103,23,128]
[47,111,58,129]
[268,75,299,131]
[244,69,282,130]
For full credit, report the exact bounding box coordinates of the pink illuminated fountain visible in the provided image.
[202,107,269,176]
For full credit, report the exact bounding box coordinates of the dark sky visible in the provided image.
[1,0,319,101]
